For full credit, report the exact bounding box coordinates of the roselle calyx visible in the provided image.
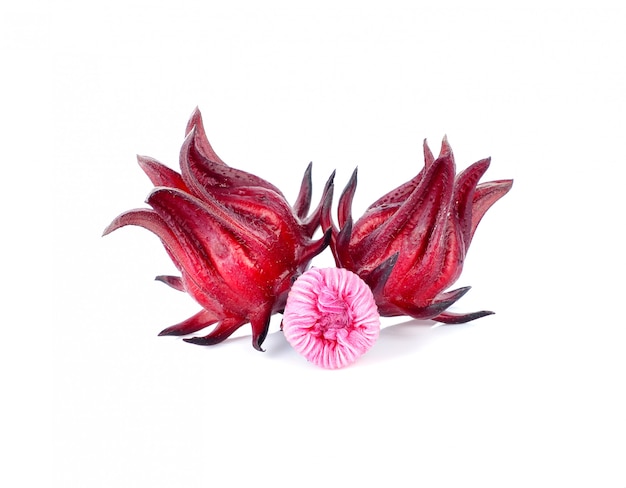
[104,109,334,350]
[321,137,512,324]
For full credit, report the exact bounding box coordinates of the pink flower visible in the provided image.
[321,137,512,324]
[282,268,380,369]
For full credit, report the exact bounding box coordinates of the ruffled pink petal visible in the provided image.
[282,268,380,369]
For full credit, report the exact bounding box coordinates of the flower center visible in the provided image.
[316,288,351,333]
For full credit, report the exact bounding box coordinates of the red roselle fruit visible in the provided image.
[104,109,334,350]
[321,137,513,324]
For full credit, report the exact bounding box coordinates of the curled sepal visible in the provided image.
[103,208,186,272]
[137,155,189,191]
[364,252,399,297]
[302,169,335,238]
[293,162,313,220]
[433,309,494,324]
[469,179,514,245]
[158,309,219,336]
[183,317,247,346]
[334,216,354,269]
[337,168,357,229]
[452,157,491,248]
[184,106,226,165]
[423,138,435,167]
[155,275,185,291]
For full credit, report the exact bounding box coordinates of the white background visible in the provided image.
[1,1,624,486]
